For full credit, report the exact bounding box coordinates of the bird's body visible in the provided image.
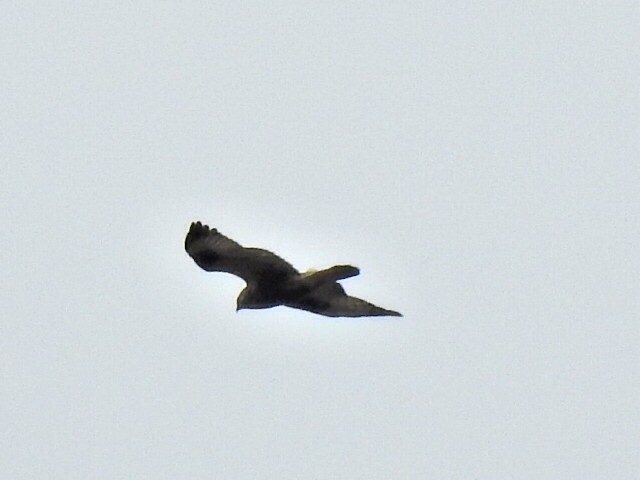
[185,221,401,317]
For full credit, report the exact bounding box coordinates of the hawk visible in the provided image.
[185,221,402,317]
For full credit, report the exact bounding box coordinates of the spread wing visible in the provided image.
[185,221,299,286]
[288,283,402,317]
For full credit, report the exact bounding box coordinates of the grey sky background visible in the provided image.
[1,2,638,479]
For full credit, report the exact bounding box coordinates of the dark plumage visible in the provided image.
[184,221,402,317]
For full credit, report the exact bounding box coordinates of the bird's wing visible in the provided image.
[289,283,402,317]
[185,221,298,285]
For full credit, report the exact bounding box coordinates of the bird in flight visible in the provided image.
[185,221,401,317]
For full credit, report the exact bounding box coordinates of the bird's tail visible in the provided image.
[301,265,360,287]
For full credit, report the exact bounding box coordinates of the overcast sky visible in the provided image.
[2,2,638,479]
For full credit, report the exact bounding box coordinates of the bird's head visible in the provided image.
[236,287,253,311]
[236,286,275,312]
